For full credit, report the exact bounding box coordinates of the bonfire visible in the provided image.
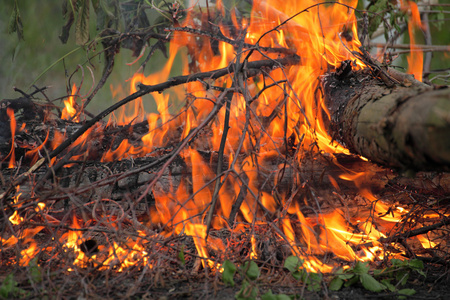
[1,0,449,299]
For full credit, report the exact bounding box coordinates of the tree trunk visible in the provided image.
[321,67,450,172]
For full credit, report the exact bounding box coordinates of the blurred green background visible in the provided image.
[0,0,171,114]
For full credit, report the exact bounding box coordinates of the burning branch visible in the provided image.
[380,216,450,244]
[166,26,296,55]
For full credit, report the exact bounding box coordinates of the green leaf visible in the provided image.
[380,279,396,292]
[367,0,388,36]
[244,261,260,281]
[261,290,292,300]
[338,273,355,280]
[222,260,236,287]
[284,256,300,273]
[409,259,424,270]
[236,280,258,300]
[95,0,117,31]
[275,294,291,300]
[436,10,444,31]
[373,268,384,277]
[416,269,426,277]
[353,262,370,275]
[261,290,277,300]
[307,272,322,292]
[391,259,403,267]
[178,246,185,265]
[100,0,115,19]
[344,275,359,287]
[395,271,409,286]
[291,270,302,281]
[75,0,90,45]
[8,0,24,40]
[0,274,28,298]
[28,258,42,283]
[329,278,344,291]
[398,288,416,296]
[59,11,74,44]
[0,274,16,298]
[360,273,386,292]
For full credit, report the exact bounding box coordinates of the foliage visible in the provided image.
[284,256,322,292]
[222,260,291,300]
[235,261,259,300]
[8,0,23,40]
[0,274,28,299]
[178,245,186,265]
[28,258,43,283]
[222,257,425,299]
[366,0,406,39]
[223,260,237,287]
[0,258,44,299]
[374,258,424,298]
[329,259,425,298]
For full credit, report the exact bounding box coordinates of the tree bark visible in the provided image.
[322,67,450,171]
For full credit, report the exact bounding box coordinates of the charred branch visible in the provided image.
[166,26,296,55]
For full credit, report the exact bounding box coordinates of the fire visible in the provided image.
[61,83,79,121]
[2,0,442,277]
[6,108,16,168]
[401,0,424,82]
[8,190,23,225]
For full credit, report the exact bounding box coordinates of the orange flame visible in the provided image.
[8,190,23,225]
[6,108,16,168]
[61,83,79,121]
[401,0,424,81]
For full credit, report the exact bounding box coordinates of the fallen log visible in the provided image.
[322,65,450,171]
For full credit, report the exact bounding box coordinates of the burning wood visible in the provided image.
[1,0,449,298]
[322,63,450,171]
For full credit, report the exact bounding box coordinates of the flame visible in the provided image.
[6,108,16,168]
[8,190,24,225]
[417,234,437,249]
[62,84,79,121]
[401,0,424,81]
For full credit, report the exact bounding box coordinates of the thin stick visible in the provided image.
[205,91,232,240]
[373,43,450,51]
[380,216,450,244]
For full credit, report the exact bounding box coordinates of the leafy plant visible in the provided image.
[284,256,322,292]
[222,260,237,287]
[0,259,44,299]
[8,0,23,40]
[330,261,386,292]
[366,0,406,38]
[178,245,186,266]
[221,260,290,300]
[28,258,42,284]
[261,290,293,300]
[0,274,28,299]
[374,258,425,298]
[330,259,425,298]
[235,261,259,300]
